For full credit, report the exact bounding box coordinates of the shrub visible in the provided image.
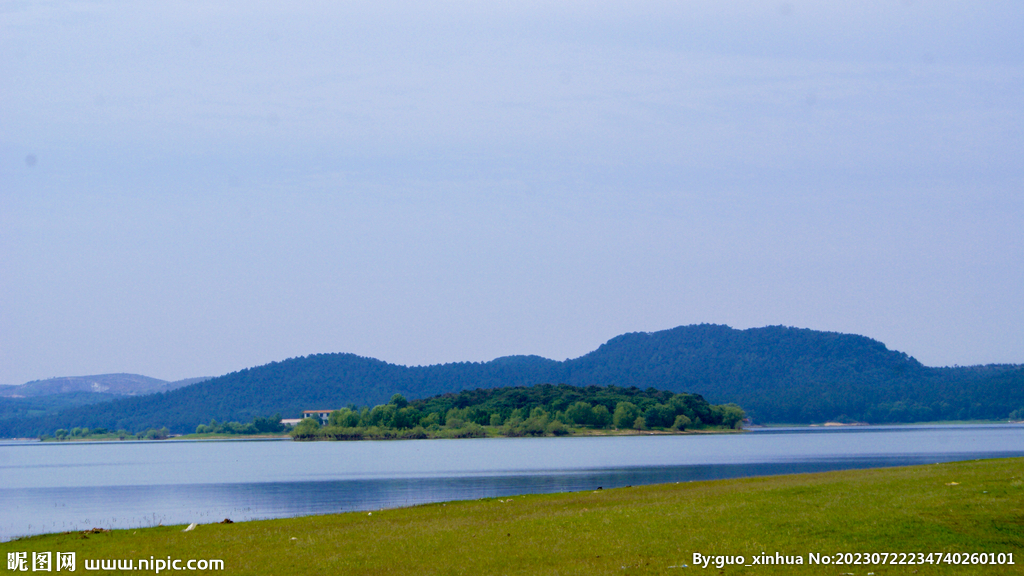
[291,417,321,438]
[546,420,570,436]
[143,427,169,440]
[441,423,487,439]
[401,426,428,439]
[522,415,549,436]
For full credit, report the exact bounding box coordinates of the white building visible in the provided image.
[302,409,333,426]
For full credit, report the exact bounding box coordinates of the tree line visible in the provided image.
[41,426,171,441]
[290,384,746,440]
[195,415,286,435]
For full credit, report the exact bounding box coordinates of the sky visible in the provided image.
[1,0,1022,384]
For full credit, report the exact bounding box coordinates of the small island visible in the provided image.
[288,384,746,440]
[37,384,746,441]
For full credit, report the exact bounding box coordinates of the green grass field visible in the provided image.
[3,458,1021,575]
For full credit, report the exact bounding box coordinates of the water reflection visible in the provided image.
[2,425,1022,541]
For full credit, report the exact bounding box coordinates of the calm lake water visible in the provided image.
[2,424,1022,541]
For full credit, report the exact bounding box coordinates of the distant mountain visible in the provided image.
[1,325,1021,437]
[0,374,211,426]
[0,392,121,422]
[0,373,208,398]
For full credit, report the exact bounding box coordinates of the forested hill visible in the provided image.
[2,324,1022,436]
[566,326,1023,423]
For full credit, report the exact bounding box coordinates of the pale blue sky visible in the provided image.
[2,0,1022,384]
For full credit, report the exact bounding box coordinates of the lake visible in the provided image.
[2,423,1022,541]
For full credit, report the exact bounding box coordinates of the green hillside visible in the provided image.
[562,325,1024,423]
[2,325,1021,436]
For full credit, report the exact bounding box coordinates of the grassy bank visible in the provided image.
[3,458,1021,575]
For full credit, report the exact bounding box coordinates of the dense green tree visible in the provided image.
[444,407,468,429]
[613,402,641,429]
[643,404,675,428]
[565,402,594,426]
[592,404,612,427]
[714,404,747,429]
[367,404,397,428]
[393,407,421,429]
[253,414,285,433]
[419,412,440,428]
[329,408,360,427]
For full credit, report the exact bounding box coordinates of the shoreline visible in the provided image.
[18,419,1020,442]
[3,456,1020,575]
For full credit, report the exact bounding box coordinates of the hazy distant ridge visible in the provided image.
[1,325,1021,437]
[0,374,211,426]
[0,374,208,398]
